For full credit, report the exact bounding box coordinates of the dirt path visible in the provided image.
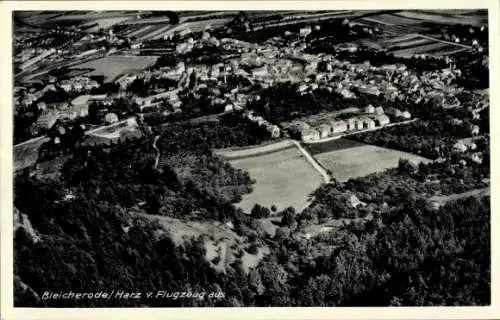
[153,135,160,169]
[292,140,330,184]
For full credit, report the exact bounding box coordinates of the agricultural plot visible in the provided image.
[72,55,158,82]
[383,33,468,57]
[374,13,426,25]
[313,143,431,182]
[126,25,154,38]
[306,138,366,155]
[154,18,233,40]
[217,140,324,213]
[140,25,173,41]
[82,17,133,32]
[388,37,433,50]
[396,11,485,26]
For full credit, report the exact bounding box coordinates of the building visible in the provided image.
[302,127,320,142]
[358,85,380,96]
[346,118,363,131]
[453,141,467,153]
[401,111,412,120]
[58,80,72,92]
[37,102,47,112]
[37,110,58,129]
[331,120,347,134]
[104,112,119,124]
[362,118,375,129]
[251,66,268,78]
[265,124,281,138]
[375,106,385,115]
[346,118,357,131]
[20,48,56,71]
[318,124,331,139]
[375,114,390,126]
[471,125,480,136]
[365,104,375,114]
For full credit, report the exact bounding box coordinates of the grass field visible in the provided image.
[138,211,269,273]
[428,187,490,209]
[217,141,324,213]
[313,143,431,182]
[72,55,158,82]
[14,136,50,172]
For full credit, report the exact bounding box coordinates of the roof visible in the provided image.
[71,95,91,106]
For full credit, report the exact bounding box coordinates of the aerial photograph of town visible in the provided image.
[11,9,490,308]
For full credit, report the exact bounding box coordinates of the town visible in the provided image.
[12,10,490,309]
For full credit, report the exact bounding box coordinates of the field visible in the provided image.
[428,187,490,209]
[82,17,133,32]
[312,142,431,182]
[396,10,486,26]
[155,18,233,39]
[355,10,482,58]
[139,211,269,273]
[139,24,174,41]
[382,34,468,57]
[216,140,324,213]
[306,138,366,155]
[72,55,158,82]
[13,136,50,172]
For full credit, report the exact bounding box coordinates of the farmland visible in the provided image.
[353,10,478,58]
[216,140,324,212]
[383,34,468,57]
[312,141,431,182]
[306,138,367,155]
[72,55,158,82]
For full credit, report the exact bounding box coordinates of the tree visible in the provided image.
[280,207,296,227]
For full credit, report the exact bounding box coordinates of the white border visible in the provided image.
[1,1,498,320]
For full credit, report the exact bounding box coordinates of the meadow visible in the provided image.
[73,55,158,82]
[217,141,324,213]
[313,143,431,182]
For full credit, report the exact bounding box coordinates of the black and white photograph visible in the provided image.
[3,1,497,317]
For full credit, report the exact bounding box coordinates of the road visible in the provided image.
[291,140,330,184]
[153,135,160,169]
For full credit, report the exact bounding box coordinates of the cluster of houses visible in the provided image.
[58,76,100,92]
[452,138,485,165]
[283,105,411,142]
[18,48,57,71]
[133,89,183,112]
[245,111,281,138]
[82,117,142,147]
[36,94,110,129]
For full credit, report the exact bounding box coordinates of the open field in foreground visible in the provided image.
[14,136,50,172]
[72,55,158,82]
[217,141,324,213]
[428,188,490,209]
[138,212,269,273]
[313,143,431,182]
